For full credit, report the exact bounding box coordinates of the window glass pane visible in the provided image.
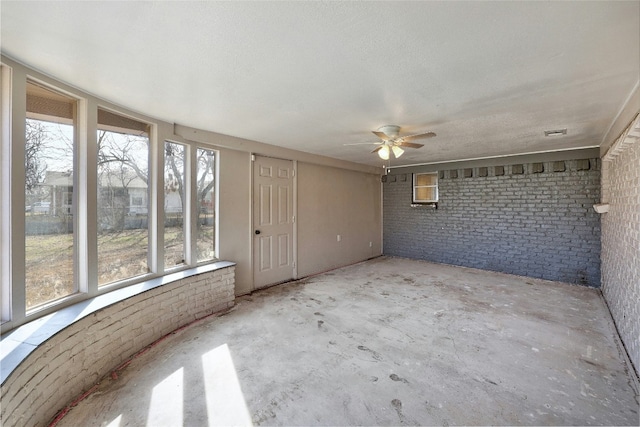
[415,187,436,201]
[97,109,150,286]
[25,82,76,309]
[416,173,436,186]
[196,148,215,262]
[165,142,185,268]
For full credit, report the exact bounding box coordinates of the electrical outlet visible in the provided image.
[337,235,341,242]
[369,241,372,247]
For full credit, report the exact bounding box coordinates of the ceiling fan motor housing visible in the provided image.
[378,125,401,139]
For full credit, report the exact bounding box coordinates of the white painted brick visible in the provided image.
[602,135,640,377]
[1,383,29,422]
[1,266,235,427]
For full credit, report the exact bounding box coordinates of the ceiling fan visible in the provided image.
[346,125,436,160]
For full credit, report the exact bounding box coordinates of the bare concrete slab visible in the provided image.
[57,257,639,426]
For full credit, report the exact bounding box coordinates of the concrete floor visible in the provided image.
[58,257,639,426]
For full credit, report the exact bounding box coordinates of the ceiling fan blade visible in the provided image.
[401,132,436,141]
[372,131,391,140]
[396,141,424,149]
[371,146,384,154]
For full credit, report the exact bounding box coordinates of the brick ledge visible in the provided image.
[0,260,235,385]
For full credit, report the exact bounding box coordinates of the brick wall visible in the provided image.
[601,126,640,376]
[0,266,235,427]
[384,159,601,286]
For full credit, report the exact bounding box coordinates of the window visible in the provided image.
[25,81,77,310]
[164,141,186,269]
[97,109,150,286]
[1,59,220,333]
[413,172,438,203]
[196,148,216,262]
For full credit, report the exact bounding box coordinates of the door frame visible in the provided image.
[251,154,297,291]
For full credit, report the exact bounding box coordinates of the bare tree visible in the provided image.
[165,145,215,226]
[196,149,215,202]
[164,141,184,200]
[98,131,149,185]
[25,120,48,191]
[97,130,149,231]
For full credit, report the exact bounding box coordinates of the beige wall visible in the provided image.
[297,162,382,277]
[217,148,253,295]
[178,127,383,295]
[2,55,383,308]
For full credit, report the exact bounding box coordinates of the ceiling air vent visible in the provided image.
[544,128,567,137]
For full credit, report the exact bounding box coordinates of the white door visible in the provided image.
[253,156,295,289]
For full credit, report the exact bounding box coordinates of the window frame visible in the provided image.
[163,140,188,270]
[23,85,80,310]
[412,172,439,204]
[1,63,12,324]
[0,57,220,334]
[96,108,153,287]
[195,146,218,263]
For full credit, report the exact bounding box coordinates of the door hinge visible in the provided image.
[292,169,295,177]
[251,154,255,162]
[292,215,296,223]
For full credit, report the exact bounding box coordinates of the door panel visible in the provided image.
[259,236,272,271]
[259,165,272,177]
[278,186,289,224]
[259,185,272,226]
[253,156,294,289]
[278,234,289,267]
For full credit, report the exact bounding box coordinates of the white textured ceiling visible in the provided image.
[2,1,639,167]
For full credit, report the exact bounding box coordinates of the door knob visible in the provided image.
[255,230,261,235]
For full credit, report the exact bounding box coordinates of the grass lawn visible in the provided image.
[25,225,214,309]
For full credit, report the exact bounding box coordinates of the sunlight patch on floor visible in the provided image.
[147,367,184,426]
[202,343,253,426]
[105,414,122,427]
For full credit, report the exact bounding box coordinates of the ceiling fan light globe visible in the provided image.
[378,145,390,160]
[392,146,404,158]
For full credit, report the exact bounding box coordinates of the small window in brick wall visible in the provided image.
[413,172,438,204]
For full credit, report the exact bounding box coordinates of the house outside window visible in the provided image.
[97,108,151,286]
[24,80,78,310]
